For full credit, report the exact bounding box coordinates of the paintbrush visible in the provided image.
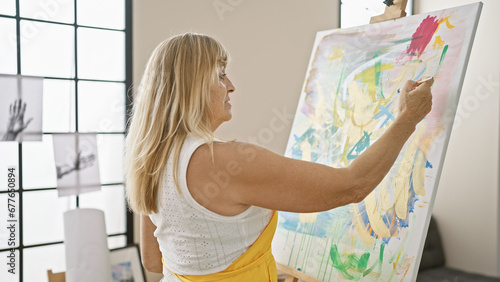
[397,76,434,94]
[413,76,434,89]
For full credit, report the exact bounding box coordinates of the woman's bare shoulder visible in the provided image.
[186,141,264,216]
[188,140,358,213]
[192,140,264,165]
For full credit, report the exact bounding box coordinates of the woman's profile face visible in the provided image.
[209,69,235,129]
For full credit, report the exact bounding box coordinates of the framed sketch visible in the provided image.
[110,244,146,282]
[52,133,101,196]
[0,74,44,142]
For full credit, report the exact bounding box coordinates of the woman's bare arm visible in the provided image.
[187,79,433,214]
[140,215,163,273]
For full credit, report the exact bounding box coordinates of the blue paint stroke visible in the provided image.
[278,211,335,238]
[414,67,427,81]
[347,131,372,160]
[374,101,395,127]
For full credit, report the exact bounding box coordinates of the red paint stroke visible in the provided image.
[406,16,440,58]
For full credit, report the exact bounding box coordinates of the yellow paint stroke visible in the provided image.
[333,91,347,128]
[300,141,312,162]
[439,16,455,29]
[340,136,350,167]
[435,16,455,34]
[420,53,439,64]
[432,35,445,49]
[364,191,391,238]
[346,118,362,140]
[354,63,394,101]
[349,81,376,128]
[394,124,427,220]
[328,44,344,68]
[311,80,329,125]
[386,68,410,106]
[349,204,374,246]
[299,212,318,223]
[420,124,443,153]
[378,177,393,212]
[351,105,373,128]
[412,149,427,196]
[393,251,401,269]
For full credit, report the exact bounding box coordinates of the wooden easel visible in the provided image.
[277,263,323,282]
[277,2,409,281]
[47,270,66,282]
[370,0,409,24]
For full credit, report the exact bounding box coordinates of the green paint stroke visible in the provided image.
[336,64,347,97]
[373,54,385,100]
[329,244,385,280]
[435,45,448,76]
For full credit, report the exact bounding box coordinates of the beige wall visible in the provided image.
[132,1,339,280]
[133,0,499,280]
[415,0,499,277]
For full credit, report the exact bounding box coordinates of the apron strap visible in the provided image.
[162,210,278,282]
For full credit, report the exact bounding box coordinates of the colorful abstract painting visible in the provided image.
[272,3,482,281]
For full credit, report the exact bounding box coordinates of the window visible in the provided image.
[0,1,132,280]
[340,0,413,28]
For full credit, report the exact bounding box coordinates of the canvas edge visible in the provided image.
[409,2,484,282]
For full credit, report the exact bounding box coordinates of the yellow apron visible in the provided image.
[162,210,278,282]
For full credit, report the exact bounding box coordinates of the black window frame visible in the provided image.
[0,0,134,280]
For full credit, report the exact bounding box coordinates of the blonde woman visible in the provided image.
[125,33,433,282]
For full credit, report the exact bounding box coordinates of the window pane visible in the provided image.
[79,185,126,235]
[0,18,17,74]
[77,0,125,30]
[0,249,19,281]
[22,134,57,189]
[20,0,74,24]
[77,28,125,81]
[341,0,413,28]
[43,79,76,132]
[24,244,65,282]
[97,134,124,184]
[0,193,19,249]
[0,0,16,16]
[0,143,18,191]
[20,20,75,78]
[23,190,76,245]
[108,235,127,249]
[78,81,125,132]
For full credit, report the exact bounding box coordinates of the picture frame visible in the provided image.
[110,244,146,282]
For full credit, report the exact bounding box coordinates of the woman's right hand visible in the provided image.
[397,77,434,126]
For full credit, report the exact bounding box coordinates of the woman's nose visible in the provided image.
[227,78,235,93]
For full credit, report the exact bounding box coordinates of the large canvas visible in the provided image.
[272,3,482,281]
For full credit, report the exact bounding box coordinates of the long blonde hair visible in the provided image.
[125,33,229,214]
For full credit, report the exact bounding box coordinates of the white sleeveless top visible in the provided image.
[149,134,273,279]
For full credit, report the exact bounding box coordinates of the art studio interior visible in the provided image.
[0,0,498,281]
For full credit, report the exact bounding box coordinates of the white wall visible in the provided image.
[415,0,499,277]
[132,1,339,280]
